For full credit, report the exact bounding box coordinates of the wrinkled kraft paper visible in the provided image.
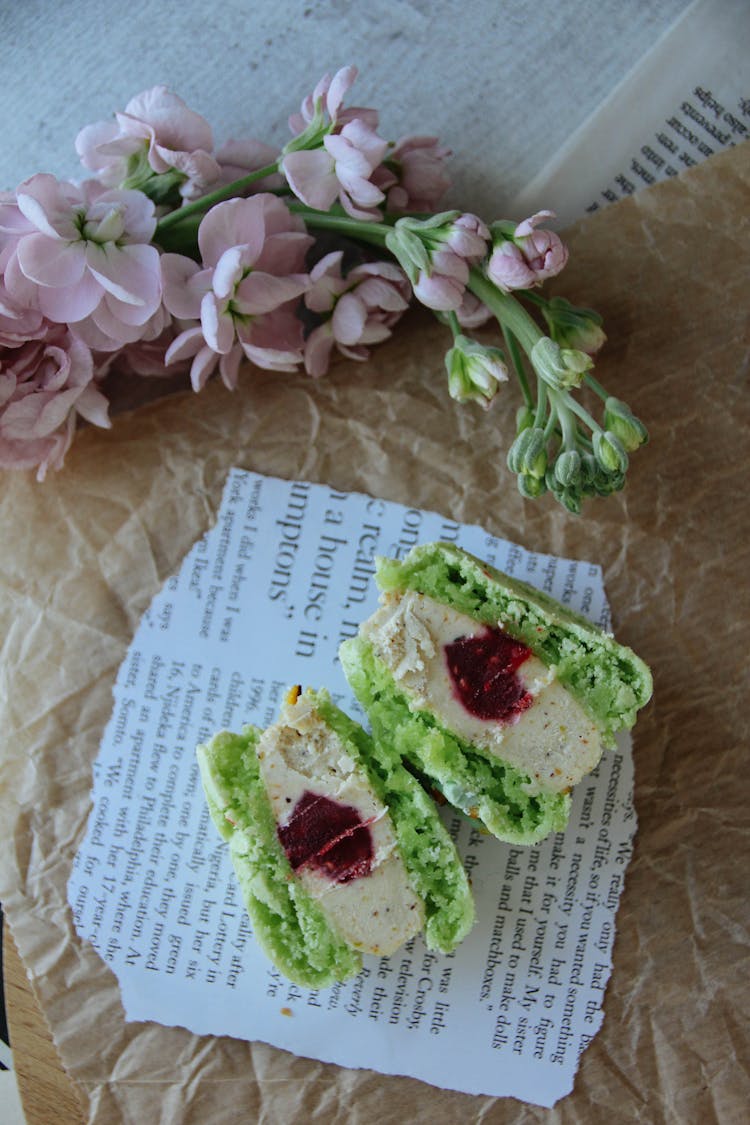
[1,143,749,1124]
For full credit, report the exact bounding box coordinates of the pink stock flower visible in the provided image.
[282,119,388,220]
[162,194,311,389]
[288,66,379,135]
[377,135,452,213]
[282,66,388,221]
[0,326,109,480]
[75,86,221,200]
[2,174,162,348]
[303,251,410,376]
[487,210,568,291]
[411,214,489,312]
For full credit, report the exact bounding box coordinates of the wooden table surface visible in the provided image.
[3,924,85,1125]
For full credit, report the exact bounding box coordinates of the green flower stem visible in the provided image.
[502,327,534,409]
[543,404,559,441]
[287,204,392,249]
[447,311,463,339]
[552,391,580,450]
[515,289,547,309]
[534,378,548,427]
[583,372,610,401]
[468,269,543,354]
[561,388,603,435]
[156,162,281,233]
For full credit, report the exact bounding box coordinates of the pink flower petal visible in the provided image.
[38,272,102,323]
[161,253,206,319]
[124,86,214,156]
[339,191,383,222]
[357,321,392,345]
[338,343,370,362]
[326,66,358,119]
[16,234,87,288]
[354,276,409,312]
[332,292,367,345]
[166,326,205,364]
[304,323,335,377]
[281,150,339,211]
[337,119,388,167]
[15,174,79,240]
[515,210,555,237]
[254,230,311,277]
[190,344,218,391]
[73,382,111,428]
[75,121,120,173]
[212,247,244,300]
[219,344,243,390]
[413,272,464,311]
[85,242,160,307]
[198,198,266,269]
[241,341,302,372]
[234,271,308,316]
[88,298,149,343]
[200,291,235,354]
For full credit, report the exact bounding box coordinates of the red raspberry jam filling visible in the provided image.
[445,626,534,722]
[277,790,373,884]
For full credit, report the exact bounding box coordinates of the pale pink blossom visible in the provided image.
[0,327,109,479]
[410,215,489,312]
[487,211,568,291]
[302,251,410,376]
[76,86,221,200]
[2,174,162,347]
[376,135,452,213]
[162,195,311,389]
[282,118,388,220]
[288,66,379,135]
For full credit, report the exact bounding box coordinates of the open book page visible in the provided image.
[511,0,749,226]
[68,470,638,1109]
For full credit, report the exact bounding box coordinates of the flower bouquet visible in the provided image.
[0,67,646,510]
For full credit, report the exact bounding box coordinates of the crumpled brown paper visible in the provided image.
[1,142,749,1124]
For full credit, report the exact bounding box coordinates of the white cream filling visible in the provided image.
[256,693,424,955]
[360,590,602,794]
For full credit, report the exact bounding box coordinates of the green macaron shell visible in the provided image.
[339,636,570,846]
[312,691,475,953]
[375,542,653,743]
[197,726,362,988]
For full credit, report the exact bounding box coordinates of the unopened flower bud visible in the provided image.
[445,335,508,408]
[531,337,592,390]
[554,448,582,488]
[487,211,567,291]
[546,473,582,514]
[603,397,648,452]
[541,296,606,356]
[517,472,547,499]
[507,426,547,478]
[594,430,629,474]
